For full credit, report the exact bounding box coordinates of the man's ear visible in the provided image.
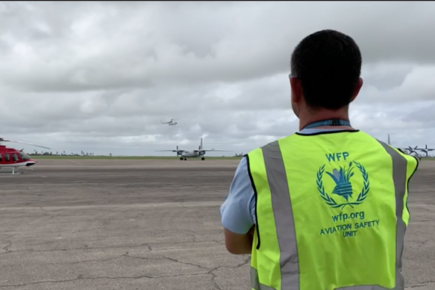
[350,78,363,103]
[290,77,302,103]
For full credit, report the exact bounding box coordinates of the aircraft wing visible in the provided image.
[197,149,231,152]
[156,149,185,152]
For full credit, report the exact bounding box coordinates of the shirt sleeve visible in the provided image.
[220,156,256,234]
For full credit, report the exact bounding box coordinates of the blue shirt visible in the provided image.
[220,128,344,234]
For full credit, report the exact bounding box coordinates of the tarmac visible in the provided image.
[0,159,433,290]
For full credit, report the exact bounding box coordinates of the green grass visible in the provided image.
[31,155,243,160]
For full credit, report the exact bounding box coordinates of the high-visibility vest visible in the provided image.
[246,130,419,290]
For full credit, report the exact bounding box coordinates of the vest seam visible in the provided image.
[295,129,360,136]
[405,155,419,221]
[244,154,261,250]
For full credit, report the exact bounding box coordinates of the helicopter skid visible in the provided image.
[0,167,25,175]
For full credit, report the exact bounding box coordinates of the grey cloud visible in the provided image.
[402,103,435,126]
[2,2,435,93]
[358,65,435,103]
[1,2,435,155]
[362,63,414,91]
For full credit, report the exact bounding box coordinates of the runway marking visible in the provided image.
[0,201,224,211]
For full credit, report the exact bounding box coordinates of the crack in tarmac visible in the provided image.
[0,252,251,288]
[0,273,209,288]
[408,281,435,289]
[0,239,223,256]
[0,239,251,289]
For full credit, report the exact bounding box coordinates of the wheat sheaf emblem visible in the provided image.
[316,161,370,210]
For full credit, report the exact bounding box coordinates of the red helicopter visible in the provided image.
[0,137,50,174]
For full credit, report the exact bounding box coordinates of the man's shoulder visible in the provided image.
[246,135,297,155]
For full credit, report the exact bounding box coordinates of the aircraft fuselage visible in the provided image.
[180,150,205,158]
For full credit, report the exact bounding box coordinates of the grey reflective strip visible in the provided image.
[251,267,276,290]
[336,286,399,290]
[376,141,408,290]
[252,140,408,290]
[261,141,299,290]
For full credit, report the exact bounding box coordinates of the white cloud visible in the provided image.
[0,1,434,156]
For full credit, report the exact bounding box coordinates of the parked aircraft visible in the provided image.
[416,144,435,157]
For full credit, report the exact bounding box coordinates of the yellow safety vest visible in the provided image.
[246,130,419,290]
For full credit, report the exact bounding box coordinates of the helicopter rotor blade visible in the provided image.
[0,139,50,150]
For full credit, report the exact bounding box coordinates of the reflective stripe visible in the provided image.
[262,141,299,290]
[377,140,408,290]
[252,140,408,290]
[251,267,277,290]
[336,286,397,290]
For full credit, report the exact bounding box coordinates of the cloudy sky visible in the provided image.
[1,1,435,156]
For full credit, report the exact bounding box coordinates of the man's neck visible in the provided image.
[298,109,353,131]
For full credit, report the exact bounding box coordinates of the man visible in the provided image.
[220,30,419,290]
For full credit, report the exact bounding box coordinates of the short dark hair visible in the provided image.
[290,29,362,110]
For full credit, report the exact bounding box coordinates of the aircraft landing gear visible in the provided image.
[201,157,205,160]
[180,157,183,160]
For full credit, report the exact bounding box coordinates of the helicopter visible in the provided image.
[0,137,50,174]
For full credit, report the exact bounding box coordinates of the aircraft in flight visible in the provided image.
[157,137,230,160]
[161,119,178,126]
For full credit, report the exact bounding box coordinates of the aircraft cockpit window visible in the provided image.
[4,153,10,161]
[12,153,18,162]
[20,152,30,161]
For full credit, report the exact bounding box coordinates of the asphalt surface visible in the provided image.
[0,159,433,290]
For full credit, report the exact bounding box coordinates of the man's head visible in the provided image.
[289,30,363,118]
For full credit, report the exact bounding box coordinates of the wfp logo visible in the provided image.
[316,161,370,210]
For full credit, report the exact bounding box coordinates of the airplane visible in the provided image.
[416,144,435,157]
[161,119,178,126]
[157,137,230,160]
[405,145,419,156]
[0,137,50,174]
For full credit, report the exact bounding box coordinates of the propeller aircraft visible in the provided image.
[387,134,435,159]
[157,137,230,160]
[161,119,178,126]
[416,144,435,157]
